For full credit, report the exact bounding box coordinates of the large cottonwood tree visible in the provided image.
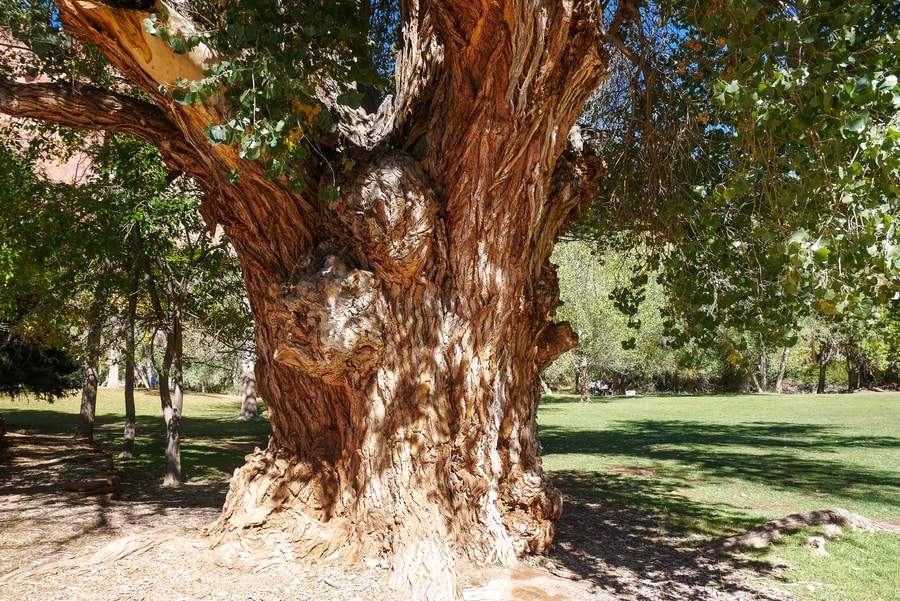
[2,0,608,596]
[2,0,898,598]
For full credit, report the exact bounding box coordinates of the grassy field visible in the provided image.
[2,389,899,600]
[539,392,900,601]
[0,388,272,483]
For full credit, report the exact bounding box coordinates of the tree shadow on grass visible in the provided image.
[0,407,272,576]
[0,407,272,510]
[540,420,900,509]
[539,419,900,598]
[549,483,793,600]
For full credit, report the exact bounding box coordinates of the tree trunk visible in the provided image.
[138,232,185,486]
[75,321,102,442]
[106,349,120,388]
[540,377,552,395]
[758,335,768,391]
[121,277,138,458]
[578,356,591,403]
[749,370,763,394]
[774,347,790,393]
[239,366,259,420]
[817,343,832,394]
[157,308,184,486]
[10,2,610,597]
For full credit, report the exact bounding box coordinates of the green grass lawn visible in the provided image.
[0,388,272,483]
[3,389,898,600]
[539,392,900,601]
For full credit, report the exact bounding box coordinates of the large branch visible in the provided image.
[0,76,204,177]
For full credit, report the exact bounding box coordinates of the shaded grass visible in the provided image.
[1,388,271,484]
[539,392,900,600]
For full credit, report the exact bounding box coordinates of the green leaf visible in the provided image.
[318,184,341,203]
[843,112,869,134]
[206,124,229,145]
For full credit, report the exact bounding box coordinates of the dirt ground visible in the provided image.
[0,431,795,601]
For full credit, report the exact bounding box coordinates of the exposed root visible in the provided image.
[0,527,192,584]
[705,508,900,554]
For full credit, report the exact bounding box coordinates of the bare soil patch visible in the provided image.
[0,432,793,600]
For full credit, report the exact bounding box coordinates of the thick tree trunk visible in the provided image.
[10,1,610,597]
[75,321,102,442]
[774,347,790,394]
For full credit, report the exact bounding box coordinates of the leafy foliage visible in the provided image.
[0,324,80,401]
[145,0,387,192]
[582,0,900,351]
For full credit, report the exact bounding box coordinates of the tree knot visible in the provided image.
[273,253,386,385]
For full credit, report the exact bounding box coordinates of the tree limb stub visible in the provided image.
[705,508,900,555]
[535,321,578,371]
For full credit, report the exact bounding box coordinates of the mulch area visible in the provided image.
[0,431,795,601]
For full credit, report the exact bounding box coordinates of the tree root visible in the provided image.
[705,508,900,555]
[0,527,191,583]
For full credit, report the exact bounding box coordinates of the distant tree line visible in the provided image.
[544,241,900,396]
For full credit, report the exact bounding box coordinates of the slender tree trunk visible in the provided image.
[158,308,184,486]
[121,276,138,458]
[239,366,259,420]
[106,349,120,388]
[540,377,552,395]
[749,371,763,394]
[138,232,185,486]
[774,347,790,393]
[75,321,102,442]
[578,356,591,403]
[758,335,768,391]
[817,343,832,394]
[136,362,152,389]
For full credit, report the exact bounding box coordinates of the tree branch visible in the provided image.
[0,76,204,177]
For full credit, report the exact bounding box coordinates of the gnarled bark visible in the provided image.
[4,0,611,597]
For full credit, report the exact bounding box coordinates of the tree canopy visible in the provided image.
[578,0,900,350]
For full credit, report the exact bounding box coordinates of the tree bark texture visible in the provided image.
[774,347,790,394]
[6,1,610,597]
[75,321,102,442]
[239,367,259,420]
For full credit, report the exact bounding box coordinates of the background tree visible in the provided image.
[579,1,900,362]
